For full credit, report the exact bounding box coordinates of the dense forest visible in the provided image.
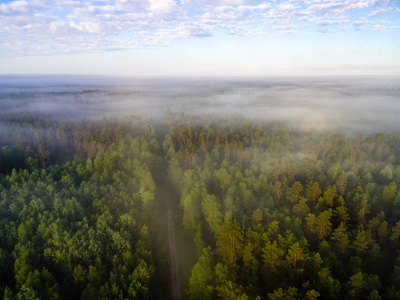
[1,111,400,299]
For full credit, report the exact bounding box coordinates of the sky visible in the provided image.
[0,0,399,76]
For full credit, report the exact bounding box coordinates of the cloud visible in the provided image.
[177,23,214,38]
[317,19,349,26]
[199,4,267,21]
[9,0,30,12]
[279,2,300,11]
[261,9,285,19]
[274,24,298,30]
[368,7,398,16]
[274,23,299,33]
[351,19,369,25]
[277,29,298,33]
[0,0,31,15]
[181,0,264,8]
[372,24,387,30]
[149,0,177,14]
[0,0,399,55]
[306,0,371,15]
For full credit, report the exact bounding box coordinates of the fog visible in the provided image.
[1,75,399,135]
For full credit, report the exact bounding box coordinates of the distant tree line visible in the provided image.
[0,114,146,173]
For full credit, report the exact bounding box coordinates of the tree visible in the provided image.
[73,264,86,283]
[128,260,151,299]
[267,221,280,241]
[201,194,222,235]
[391,221,400,246]
[242,243,254,277]
[262,241,284,293]
[273,181,283,207]
[293,197,310,218]
[3,287,15,300]
[382,182,397,204]
[336,174,347,195]
[316,186,336,211]
[316,268,341,300]
[310,252,323,283]
[353,226,371,255]
[306,182,322,210]
[16,285,40,300]
[288,181,303,205]
[333,204,350,226]
[188,248,214,300]
[305,289,320,300]
[377,219,389,244]
[331,222,350,257]
[181,185,204,232]
[217,220,243,268]
[367,290,382,300]
[305,213,317,239]
[380,165,393,182]
[251,209,263,225]
[268,287,298,300]
[315,209,333,242]
[286,242,308,285]
[216,281,248,300]
[37,145,50,168]
[347,272,366,299]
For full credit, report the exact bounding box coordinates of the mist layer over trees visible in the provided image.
[1,75,399,134]
[1,75,400,299]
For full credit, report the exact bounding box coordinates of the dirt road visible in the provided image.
[164,196,182,300]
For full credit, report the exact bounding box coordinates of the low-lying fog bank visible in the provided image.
[1,75,399,135]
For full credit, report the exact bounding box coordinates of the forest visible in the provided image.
[1,109,400,300]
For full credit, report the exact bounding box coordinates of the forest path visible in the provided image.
[164,195,182,300]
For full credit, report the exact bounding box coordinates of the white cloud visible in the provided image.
[0,4,11,14]
[372,24,386,30]
[0,0,398,55]
[274,24,298,30]
[368,7,397,16]
[306,0,371,15]
[181,0,263,8]
[256,3,271,11]
[9,0,30,12]
[261,9,285,19]
[101,5,119,13]
[148,0,177,14]
[279,2,300,11]
[0,0,30,15]
[317,19,349,26]
[114,0,149,12]
[277,29,298,33]
[181,23,207,36]
[351,19,368,25]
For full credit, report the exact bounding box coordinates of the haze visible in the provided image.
[1,74,399,135]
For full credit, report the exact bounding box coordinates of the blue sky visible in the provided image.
[0,0,399,76]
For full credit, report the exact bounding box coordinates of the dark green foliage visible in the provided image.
[2,112,400,299]
[0,116,158,299]
[165,115,400,299]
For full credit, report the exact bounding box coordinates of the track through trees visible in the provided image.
[164,196,182,300]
